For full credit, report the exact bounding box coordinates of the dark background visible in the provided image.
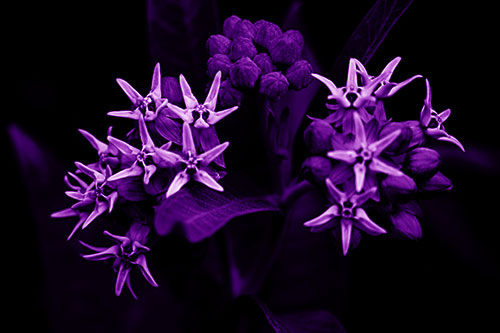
[4,0,499,332]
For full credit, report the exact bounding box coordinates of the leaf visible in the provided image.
[154,181,280,242]
[147,0,219,87]
[255,297,347,333]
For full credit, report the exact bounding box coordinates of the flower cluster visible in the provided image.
[302,57,464,255]
[51,63,237,297]
[205,15,314,106]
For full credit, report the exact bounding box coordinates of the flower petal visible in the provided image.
[137,115,155,148]
[75,161,105,182]
[311,73,342,98]
[420,79,432,126]
[369,157,404,176]
[108,163,143,182]
[82,200,108,229]
[179,74,199,109]
[51,208,78,218]
[204,71,221,111]
[126,273,138,300]
[353,163,367,192]
[352,112,366,148]
[116,78,143,105]
[166,171,190,198]
[66,213,89,241]
[78,129,108,154]
[438,108,451,122]
[193,169,224,192]
[303,205,339,227]
[384,74,422,97]
[352,186,378,206]
[115,263,132,297]
[107,136,140,156]
[150,62,162,99]
[194,117,210,129]
[437,134,465,152]
[107,110,141,120]
[65,191,86,201]
[181,122,197,156]
[143,164,157,185]
[198,142,230,166]
[325,178,346,203]
[340,218,353,256]
[354,208,386,235]
[134,254,159,288]
[81,244,119,261]
[206,106,238,125]
[369,129,401,155]
[106,191,119,213]
[154,148,184,165]
[327,150,357,164]
[166,103,192,123]
[346,58,359,91]
[380,56,401,81]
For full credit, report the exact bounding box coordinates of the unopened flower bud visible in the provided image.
[222,15,241,39]
[303,119,334,154]
[161,76,182,105]
[253,53,275,74]
[285,59,313,90]
[229,37,257,61]
[206,34,231,56]
[381,173,417,198]
[405,120,425,148]
[232,19,255,40]
[283,29,304,51]
[259,71,289,99]
[404,147,441,176]
[301,156,332,184]
[391,210,422,240]
[253,20,282,49]
[269,34,301,65]
[207,54,232,79]
[379,121,412,154]
[218,79,244,107]
[419,171,453,192]
[229,57,261,88]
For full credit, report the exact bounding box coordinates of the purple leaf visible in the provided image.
[154,182,280,242]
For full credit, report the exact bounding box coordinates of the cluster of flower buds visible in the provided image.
[51,63,238,297]
[205,15,314,106]
[301,57,464,255]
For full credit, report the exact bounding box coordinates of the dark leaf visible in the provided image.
[255,297,347,333]
[154,181,280,242]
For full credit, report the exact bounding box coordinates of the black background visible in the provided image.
[4,0,499,332]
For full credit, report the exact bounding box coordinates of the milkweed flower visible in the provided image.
[167,71,239,129]
[158,122,229,198]
[107,115,174,185]
[327,112,404,192]
[420,79,465,152]
[304,178,386,255]
[79,223,158,299]
[108,63,168,122]
[51,162,119,238]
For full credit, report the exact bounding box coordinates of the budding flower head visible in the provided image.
[286,59,313,90]
[404,147,441,177]
[229,37,258,61]
[218,79,243,107]
[206,34,231,56]
[222,15,242,39]
[269,34,301,65]
[229,57,261,88]
[283,29,304,51]
[259,71,289,99]
[232,19,256,40]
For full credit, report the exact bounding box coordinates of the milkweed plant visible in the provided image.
[51,10,464,327]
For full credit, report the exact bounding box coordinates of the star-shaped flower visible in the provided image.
[108,63,168,121]
[157,122,229,197]
[107,115,173,185]
[420,79,465,152]
[304,178,386,255]
[327,112,404,192]
[79,223,158,299]
[51,162,119,238]
[167,71,239,129]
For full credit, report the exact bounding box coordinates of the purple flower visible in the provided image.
[232,19,256,40]
[206,34,231,56]
[286,59,313,90]
[253,53,275,75]
[107,115,174,185]
[420,79,465,152]
[268,34,301,65]
[259,71,289,99]
[253,20,282,49]
[327,112,404,192]
[167,71,239,129]
[304,178,386,255]
[78,128,119,169]
[355,57,422,99]
[229,57,262,88]
[79,223,158,299]
[51,163,119,238]
[222,15,242,39]
[108,63,168,122]
[159,122,229,198]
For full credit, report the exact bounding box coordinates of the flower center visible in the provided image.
[356,148,373,164]
[139,95,156,114]
[184,152,199,174]
[428,111,444,130]
[136,150,146,163]
[341,200,354,218]
[192,105,209,121]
